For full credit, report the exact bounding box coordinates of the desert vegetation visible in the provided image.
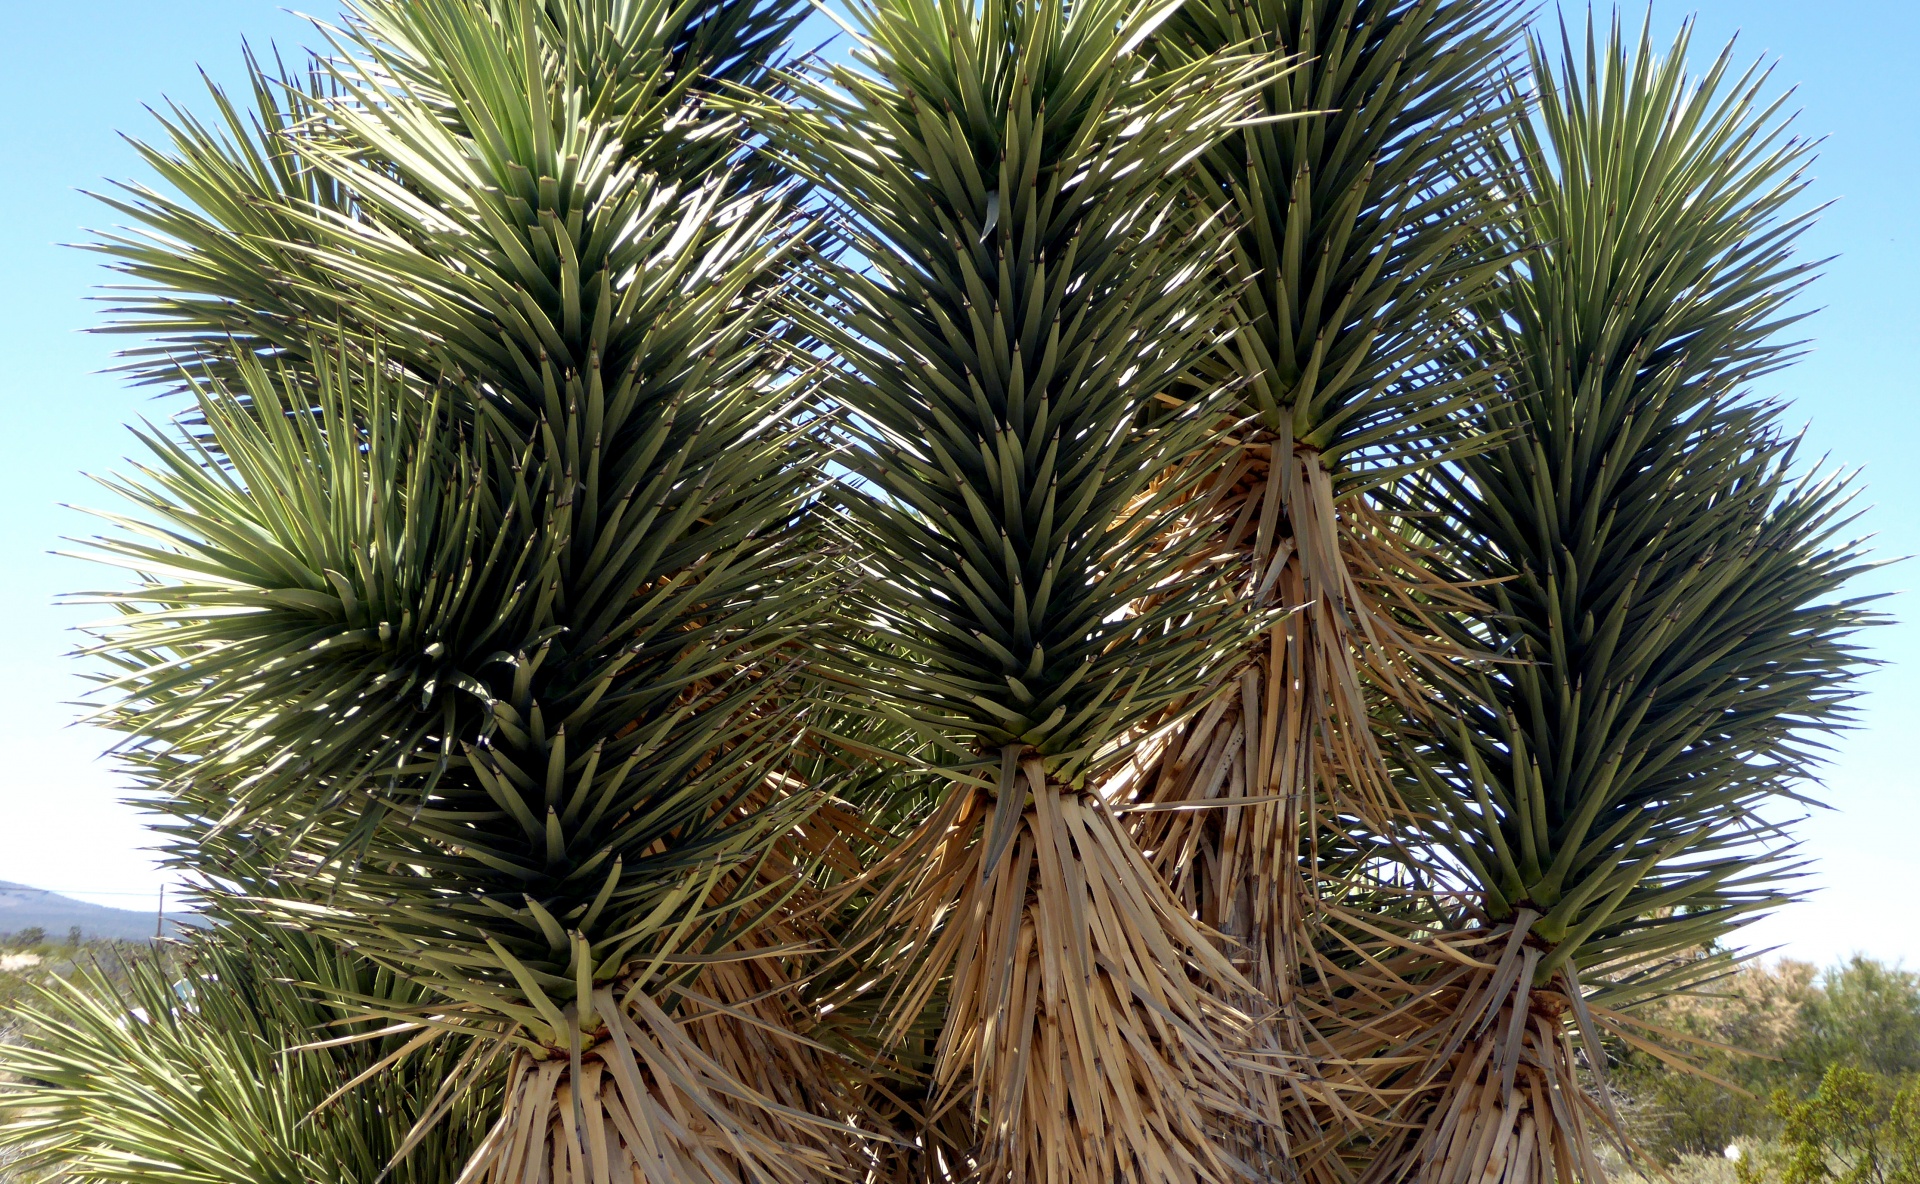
[0,1,1882,1182]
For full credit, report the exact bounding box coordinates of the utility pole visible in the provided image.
[156,883,165,940]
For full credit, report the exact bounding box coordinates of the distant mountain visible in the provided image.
[0,881,204,942]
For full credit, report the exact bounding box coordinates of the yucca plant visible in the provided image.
[0,923,501,1184]
[69,1,868,1180]
[1353,17,1879,1184]
[1084,0,1522,1169]
[753,0,1293,1177]
[40,2,1885,1183]
[1121,0,1519,939]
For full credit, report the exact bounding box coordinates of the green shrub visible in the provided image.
[1736,1064,1920,1184]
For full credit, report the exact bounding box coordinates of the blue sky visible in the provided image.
[0,2,1913,964]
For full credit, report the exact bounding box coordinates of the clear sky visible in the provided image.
[1,2,1913,964]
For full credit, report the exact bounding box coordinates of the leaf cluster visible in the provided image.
[0,923,502,1184]
[1154,0,1523,477]
[1382,16,1882,998]
[71,0,836,1045]
[758,0,1285,777]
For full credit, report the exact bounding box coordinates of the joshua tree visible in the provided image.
[1348,18,1877,1184]
[5,4,1876,1184]
[65,1,862,1181]
[1113,0,1524,1169]
[754,0,1296,1175]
